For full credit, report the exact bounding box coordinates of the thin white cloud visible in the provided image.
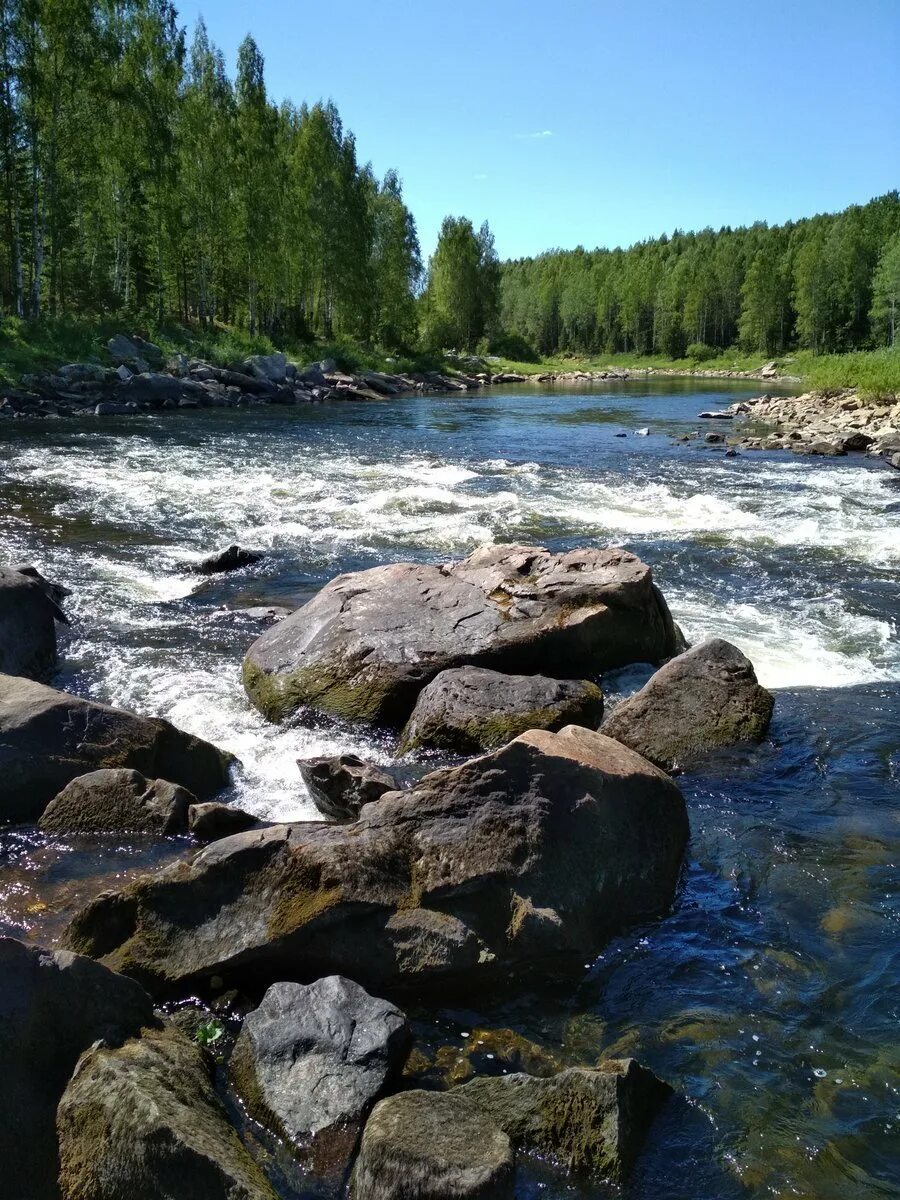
[516,129,553,140]
[474,172,489,180]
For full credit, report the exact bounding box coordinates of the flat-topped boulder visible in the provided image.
[65,726,688,997]
[398,666,603,755]
[39,768,194,835]
[0,673,232,823]
[243,544,684,726]
[0,564,68,681]
[603,638,774,771]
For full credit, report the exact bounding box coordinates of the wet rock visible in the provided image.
[57,1025,277,1200]
[39,768,194,834]
[704,431,725,443]
[0,564,68,681]
[794,439,846,457]
[839,431,875,452]
[243,544,684,725]
[0,673,232,823]
[603,638,774,771]
[0,937,156,1200]
[298,753,398,821]
[462,1059,671,1180]
[194,543,265,575]
[238,604,293,624]
[351,1089,513,1199]
[188,801,261,840]
[398,666,604,754]
[230,976,409,1173]
[65,726,688,996]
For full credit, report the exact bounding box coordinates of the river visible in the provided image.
[1,377,898,1199]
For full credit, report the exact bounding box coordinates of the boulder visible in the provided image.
[0,564,68,680]
[351,1090,514,1199]
[65,726,688,997]
[188,801,262,840]
[0,937,156,1200]
[244,352,288,384]
[56,1025,277,1200]
[230,976,409,1173]
[460,1059,671,1181]
[298,753,398,821]
[243,544,684,725]
[398,666,603,755]
[39,768,193,835]
[106,333,141,363]
[602,638,774,771]
[194,543,264,575]
[0,673,232,823]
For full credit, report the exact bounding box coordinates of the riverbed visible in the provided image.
[1,378,898,1199]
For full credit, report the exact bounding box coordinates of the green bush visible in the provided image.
[685,342,718,362]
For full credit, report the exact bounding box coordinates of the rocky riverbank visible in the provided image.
[685,388,900,467]
[0,544,779,1199]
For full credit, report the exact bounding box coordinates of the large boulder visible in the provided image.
[351,1090,514,1199]
[0,673,232,823]
[244,352,288,384]
[298,753,398,821]
[38,768,194,835]
[65,726,688,997]
[56,1025,278,1200]
[0,937,156,1200]
[398,666,603,755]
[602,638,774,771]
[0,564,68,680]
[229,976,409,1173]
[242,544,684,725]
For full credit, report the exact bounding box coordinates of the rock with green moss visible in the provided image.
[0,672,233,823]
[65,726,688,998]
[56,1024,277,1200]
[242,544,684,726]
[0,936,157,1200]
[602,638,774,771]
[460,1059,672,1182]
[398,666,603,754]
[351,1089,514,1199]
[39,768,194,834]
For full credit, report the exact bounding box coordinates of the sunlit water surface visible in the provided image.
[1,379,898,1198]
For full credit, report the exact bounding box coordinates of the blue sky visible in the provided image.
[175,0,899,261]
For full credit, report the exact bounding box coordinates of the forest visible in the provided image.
[0,0,898,366]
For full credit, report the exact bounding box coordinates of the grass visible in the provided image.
[2,315,897,399]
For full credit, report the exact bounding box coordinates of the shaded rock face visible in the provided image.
[230,976,409,1175]
[0,673,232,823]
[398,666,604,755]
[0,937,156,1200]
[65,726,688,998]
[460,1059,671,1182]
[351,1089,514,1199]
[56,1025,277,1200]
[602,638,774,771]
[242,544,684,726]
[195,543,265,575]
[39,768,194,834]
[188,801,262,840]
[0,564,68,681]
[298,753,398,821]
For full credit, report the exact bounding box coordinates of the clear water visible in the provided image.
[1,379,898,1198]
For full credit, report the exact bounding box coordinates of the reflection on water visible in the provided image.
[1,380,898,1198]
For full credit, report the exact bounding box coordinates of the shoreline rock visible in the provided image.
[0,564,69,681]
[38,768,194,835]
[298,754,398,822]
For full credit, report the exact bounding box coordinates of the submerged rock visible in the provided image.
[65,726,688,996]
[0,937,156,1200]
[194,543,265,575]
[602,638,774,771]
[0,673,232,823]
[230,976,409,1173]
[351,1090,514,1199]
[243,544,684,725]
[57,1025,277,1200]
[39,768,194,834]
[398,666,603,754]
[298,753,398,821]
[0,564,68,681]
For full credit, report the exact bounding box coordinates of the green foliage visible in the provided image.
[685,342,717,362]
[194,1017,224,1048]
[870,232,900,349]
[420,216,500,351]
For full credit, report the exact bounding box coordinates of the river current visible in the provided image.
[1,378,898,1198]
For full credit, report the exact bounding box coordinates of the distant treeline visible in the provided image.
[0,2,422,346]
[500,193,900,358]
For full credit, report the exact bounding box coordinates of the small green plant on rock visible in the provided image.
[194,1017,225,1049]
